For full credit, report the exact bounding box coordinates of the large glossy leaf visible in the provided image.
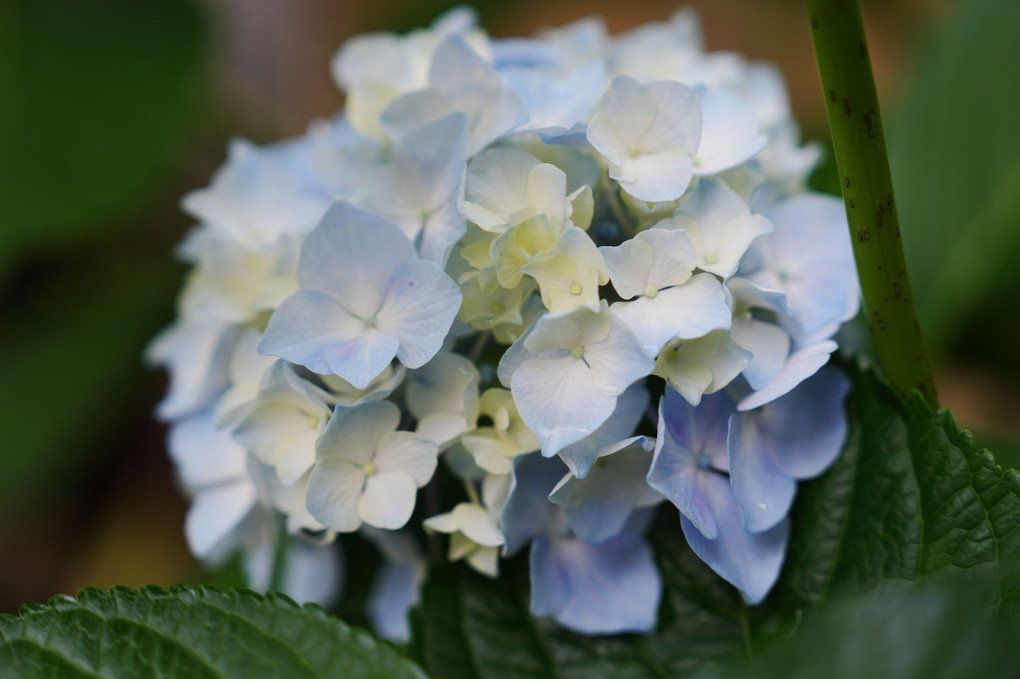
[411,367,1020,678]
[0,586,426,679]
[777,368,1020,632]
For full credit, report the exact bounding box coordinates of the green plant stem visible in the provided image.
[806,0,938,406]
[268,520,289,592]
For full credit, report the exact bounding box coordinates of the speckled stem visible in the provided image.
[806,0,938,406]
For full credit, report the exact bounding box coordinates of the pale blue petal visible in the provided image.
[419,192,467,267]
[168,410,248,489]
[737,339,837,411]
[185,480,256,559]
[501,453,567,555]
[647,389,734,538]
[745,368,850,480]
[259,290,396,385]
[556,383,648,478]
[692,88,767,175]
[376,259,462,369]
[369,558,426,643]
[530,525,662,634]
[681,473,789,604]
[583,315,655,397]
[530,536,571,616]
[749,193,859,342]
[430,36,529,153]
[731,316,790,391]
[297,202,415,317]
[728,411,797,533]
[395,112,471,210]
[511,354,617,455]
[550,440,654,544]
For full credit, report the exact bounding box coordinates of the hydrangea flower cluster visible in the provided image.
[150,8,859,638]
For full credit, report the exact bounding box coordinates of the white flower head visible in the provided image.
[307,401,438,532]
[587,75,702,202]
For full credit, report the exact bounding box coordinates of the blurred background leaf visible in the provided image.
[889,0,1020,358]
[0,0,208,272]
[712,584,1018,679]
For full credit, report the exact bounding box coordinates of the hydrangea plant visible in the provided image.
[6,2,1018,677]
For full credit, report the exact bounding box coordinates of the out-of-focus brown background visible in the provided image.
[2,0,1018,613]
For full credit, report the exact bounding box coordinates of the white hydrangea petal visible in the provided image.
[234,402,320,486]
[359,470,419,529]
[148,319,234,421]
[394,112,472,211]
[466,546,501,577]
[378,89,452,141]
[185,480,257,560]
[406,352,479,423]
[168,411,248,489]
[612,274,730,358]
[693,89,767,175]
[731,316,790,391]
[640,228,697,290]
[420,194,467,267]
[582,316,656,396]
[375,259,462,369]
[526,163,570,227]
[511,354,617,455]
[500,61,606,130]
[496,313,541,387]
[643,80,703,154]
[297,202,416,317]
[430,35,529,153]
[599,237,654,301]
[305,458,366,532]
[461,147,541,229]
[426,502,504,547]
[737,340,838,411]
[523,302,611,354]
[259,290,394,385]
[587,76,701,202]
[618,148,695,203]
[521,227,606,313]
[375,430,439,486]
[316,400,400,466]
[667,178,773,279]
[655,331,751,405]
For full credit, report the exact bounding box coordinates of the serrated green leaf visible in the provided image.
[411,368,1020,678]
[777,369,1020,633]
[0,586,426,679]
